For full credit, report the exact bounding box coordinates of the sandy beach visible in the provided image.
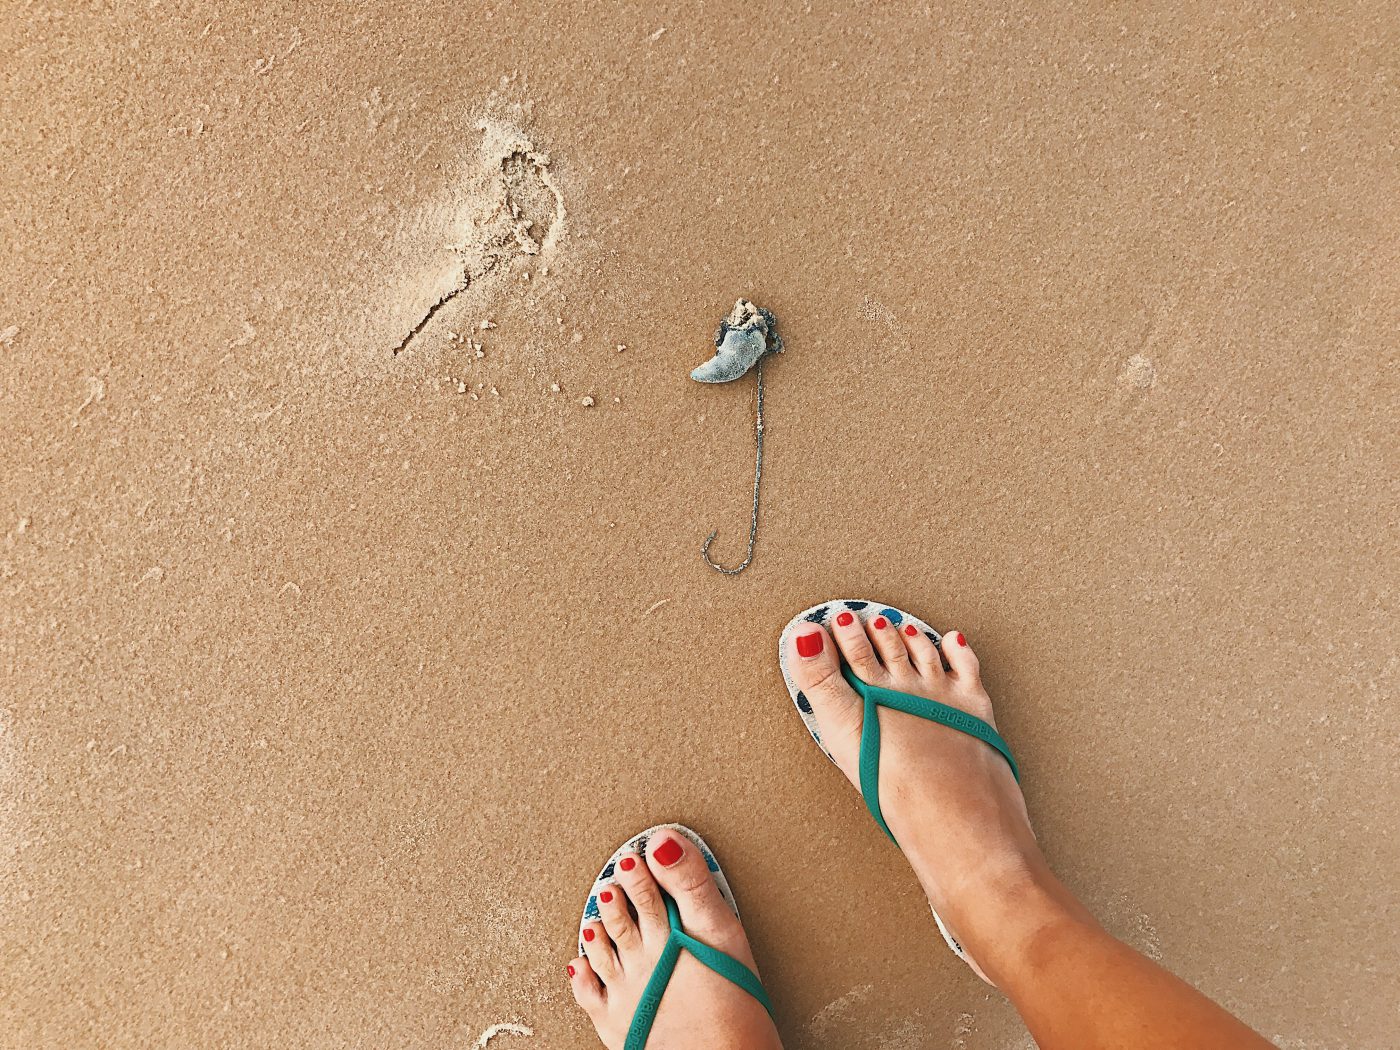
[3,3,1397,1047]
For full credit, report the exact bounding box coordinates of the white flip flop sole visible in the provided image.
[778,598,981,971]
[578,823,738,956]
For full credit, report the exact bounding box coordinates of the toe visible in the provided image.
[580,921,620,982]
[902,622,946,680]
[567,956,606,1016]
[787,623,840,692]
[596,882,644,959]
[942,628,980,681]
[787,623,863,768]
[644,832,738,941]
[614,851,670,941]
[829,609,886,683]
[866,611,913,675]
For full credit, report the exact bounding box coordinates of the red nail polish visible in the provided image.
[652,837,683,867]
[956,632,967,647]
[599,890,613,904]
[873,616,887,630]
[619,856,636,871]
[836,611,854,627]
[583,928,596,942]
[904,624,917,637]
[567,964,575,978]
[796,632,824,658]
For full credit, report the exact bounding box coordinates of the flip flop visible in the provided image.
[777,599,1021,967]
[578,824,775,1050]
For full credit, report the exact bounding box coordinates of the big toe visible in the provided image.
[786,623,863,769]
[645,833,746,948]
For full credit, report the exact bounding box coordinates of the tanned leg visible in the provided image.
[787,615,1275,1050]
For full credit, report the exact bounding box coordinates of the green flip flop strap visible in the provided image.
[624,895,774,1050]
[842,662,1020,845]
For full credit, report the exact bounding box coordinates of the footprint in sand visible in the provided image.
[391,120,566,355]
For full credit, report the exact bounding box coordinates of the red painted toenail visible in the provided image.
[873,616,887,630]
[567,964,575,978]
[652,837,684,867]
[904,624,917,637]
[956,632,967,647]
[796,632,824,658]
[619,856,636,871]
[599,890,613,904]
[582,928,595,942]
[836,611,854,627]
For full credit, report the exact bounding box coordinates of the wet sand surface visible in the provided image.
[3,3,1397,1047]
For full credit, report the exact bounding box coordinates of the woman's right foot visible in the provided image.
[785,612,1084,980]
[789,609,1280,1049]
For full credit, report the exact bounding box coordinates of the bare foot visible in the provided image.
[567,830,784,1050]
[785,610,1084,980]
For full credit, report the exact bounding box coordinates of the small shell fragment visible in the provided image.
[690,299,783,383]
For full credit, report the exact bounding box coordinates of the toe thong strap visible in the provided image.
[841,662,1021,845]
[625,895,774,1050]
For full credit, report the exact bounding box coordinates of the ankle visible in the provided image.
[898,803,1044,912]
[936,858,1099,980]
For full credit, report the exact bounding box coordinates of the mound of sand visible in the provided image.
[391,118,566,356]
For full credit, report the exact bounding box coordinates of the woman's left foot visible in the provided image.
[567,830,784,1050]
